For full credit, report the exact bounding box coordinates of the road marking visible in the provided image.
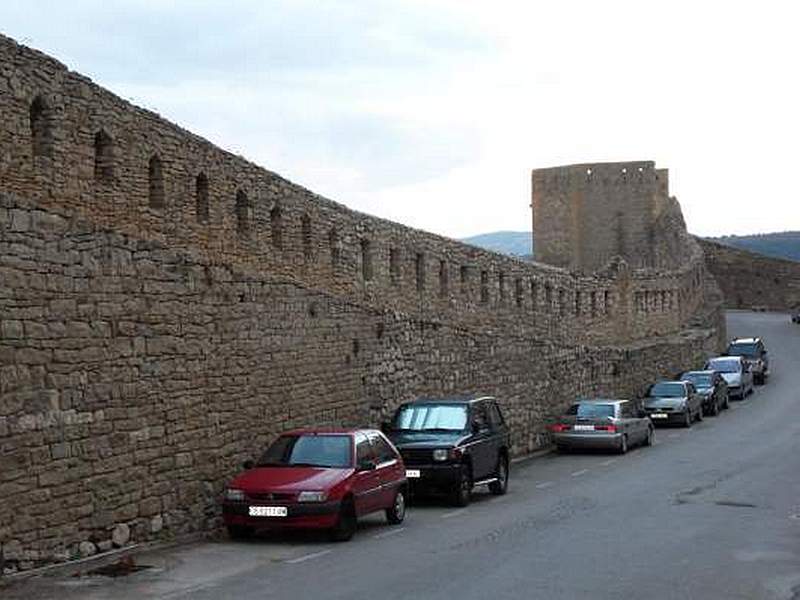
[441,508,468,519]
[571,469,588,477]
[535,481,554,489]
[373,527,406,540]
[599,459,617,466]
[285,549,333,564]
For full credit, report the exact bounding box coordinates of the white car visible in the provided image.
[704,356,754,399]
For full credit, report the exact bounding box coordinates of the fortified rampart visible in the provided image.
[532,162,692,273]
[698,239,800,311]
[0,33,722,571]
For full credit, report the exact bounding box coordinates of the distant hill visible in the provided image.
[707,232,800,262]
[461,230,800,263]
[461,231,533,258]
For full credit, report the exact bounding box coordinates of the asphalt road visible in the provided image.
[5,311,800,600]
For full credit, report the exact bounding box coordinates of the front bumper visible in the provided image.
[222,500,341,529]
[404,463,462,491]
[552,432,622,449]
[645,411,687,425]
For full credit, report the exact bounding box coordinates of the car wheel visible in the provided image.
[330,498,357,542]
[683,410,692,428]
[489,455,509,495]
[452,465,472,507]
[618,434,628,454]
[643,426,654,447]
[385,488,406,525]
[227,525,254,540]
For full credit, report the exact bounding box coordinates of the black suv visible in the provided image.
[726,337,770,384]
[383,396,511,506]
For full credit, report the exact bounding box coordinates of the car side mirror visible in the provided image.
[357,459,376,472]
[242,459,254,470]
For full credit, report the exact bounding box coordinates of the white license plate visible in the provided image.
[650,413,668,419]
[248,505,287,517]
[573,425,594,431]
[405,469,421,479]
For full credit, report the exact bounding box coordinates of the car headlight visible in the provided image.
[297,491,327,503]
[225,488,245,501]
[432,449,449,462]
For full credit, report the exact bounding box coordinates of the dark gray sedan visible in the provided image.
[679,370,729,416]
[643,381,704,427]
[550,399,654,454]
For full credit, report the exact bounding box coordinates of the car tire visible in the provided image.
[643,426,654,447]
[227,525,254,540]
[385,488,406,525]
[489,455,509,495]
[452,465,472,507]
[330,498,357,542]
[618,434,628,454]
[683,410,692,428]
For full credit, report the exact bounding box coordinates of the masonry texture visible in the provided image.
[698,239,800,311]
[0,33,724,571]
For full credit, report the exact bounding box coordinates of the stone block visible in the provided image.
[111,523,130,547]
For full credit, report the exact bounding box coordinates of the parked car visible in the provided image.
[725,337,770,384]
[642,381,704,427]
[222,429,407,542]
[705,355,754,399]
[383,396,511,507]
[679,370,730,416]
[549,398,654,454]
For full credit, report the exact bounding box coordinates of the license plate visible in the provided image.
[650,413,668,419]
[248,506,287,517]
[405,469,421,479]
[573,425,594,431]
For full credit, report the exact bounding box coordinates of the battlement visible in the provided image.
[532,161,667,192]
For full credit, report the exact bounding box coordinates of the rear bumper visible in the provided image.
[222,500,341,530]
[553,432,622,449]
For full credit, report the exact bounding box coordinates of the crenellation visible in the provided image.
[0,33,725,572]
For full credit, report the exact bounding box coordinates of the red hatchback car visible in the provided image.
[222,429,407,541]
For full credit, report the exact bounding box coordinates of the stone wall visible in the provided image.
[698,239,800,311]
[0,193,720,570]
[0,33,724,571]
[531,162,694,273]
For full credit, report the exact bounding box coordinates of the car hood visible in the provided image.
[644,397,686,409]
[721,373,741,385]
[696,386,713,396]
[388,431,466,449]
[229,466,352,493]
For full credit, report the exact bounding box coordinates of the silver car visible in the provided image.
[550,399,654,454]
[705,356,754,399]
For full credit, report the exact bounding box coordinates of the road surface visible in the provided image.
[5,311,800,599]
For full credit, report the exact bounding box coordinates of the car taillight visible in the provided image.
[549,424,570,432]
[594,424,616,432]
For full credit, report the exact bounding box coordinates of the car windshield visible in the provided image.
[682,373,712,387]
[649,382,686,397]
[565,403,615,418]
[257,434,352,468]
[707,358,740,374]
[726,343,759,358]
[393,404,468,432]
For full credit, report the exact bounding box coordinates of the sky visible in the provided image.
[1,1,798,239]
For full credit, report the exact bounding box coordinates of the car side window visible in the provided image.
[368,432,397,464]
[355,433,374,465]
[472,402,489,432]
[487,401,505,430]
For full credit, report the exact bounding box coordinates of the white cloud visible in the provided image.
[1,0,799,238]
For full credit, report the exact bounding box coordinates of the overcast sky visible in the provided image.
[2,1,798,239]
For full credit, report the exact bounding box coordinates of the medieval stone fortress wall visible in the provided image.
[0,33,723,569]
